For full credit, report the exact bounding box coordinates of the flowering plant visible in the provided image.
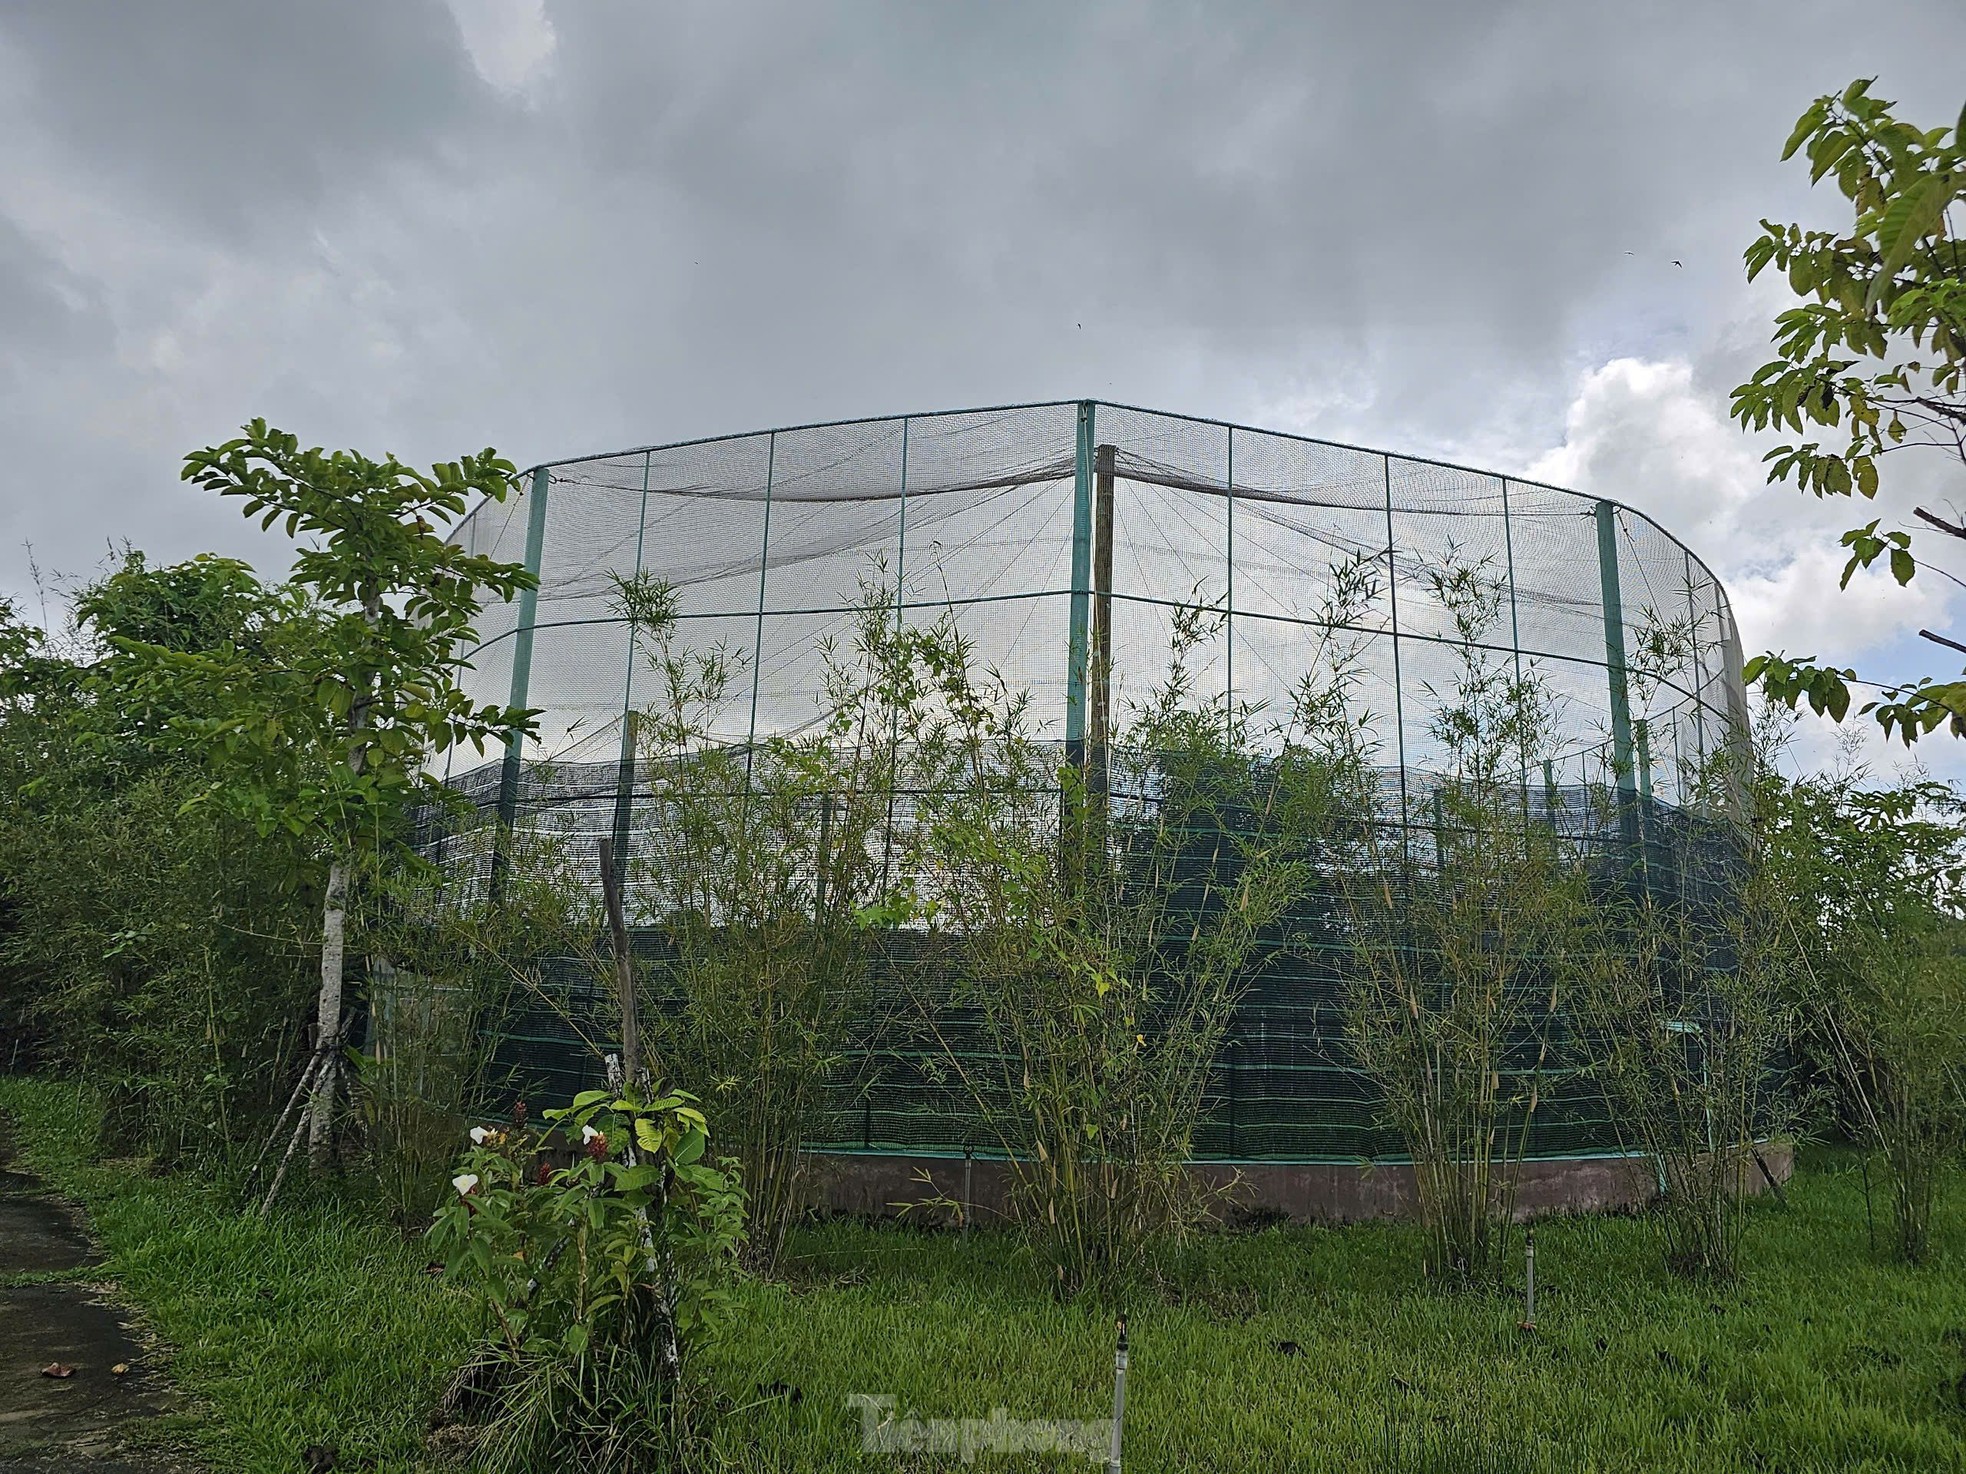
[430,1087,746,1361]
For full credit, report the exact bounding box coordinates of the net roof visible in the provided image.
[446,398,1746,810]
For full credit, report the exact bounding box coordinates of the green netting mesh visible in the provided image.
[425,401,1749,1164]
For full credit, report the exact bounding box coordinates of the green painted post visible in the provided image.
[491,466,552,898]
[744,434,778,776]
[1502,477,1529,828]
[1224,426,1234,706]
[1595,500,1639,849]
[1384,457,1410,860]
[880,420,910,893]
[1065,402,1096,766]
[1684,550,1710,769]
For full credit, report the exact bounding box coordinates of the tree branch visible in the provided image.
[1918,629,1966,658]
[1913,506,1966,541]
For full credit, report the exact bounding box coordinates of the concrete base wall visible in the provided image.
[803,1144,1794,1227]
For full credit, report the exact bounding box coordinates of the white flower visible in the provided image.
[581,1125,601,1143]
[468,1126,492,1145]
[452,1173,480,1197]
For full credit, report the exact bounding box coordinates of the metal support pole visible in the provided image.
[1087,443,1116,811]
[881,421,910,895]
[1502,478,1529,825]
[1594,500,1639,851]
[1065,403,1096,769]
[491,465,551,901]
[744,435,778,774]
[1224,426,1234,706]
[1384,458,1410,862]
[598,836,642,1091]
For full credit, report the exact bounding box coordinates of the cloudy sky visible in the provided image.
[2,1,1961,776]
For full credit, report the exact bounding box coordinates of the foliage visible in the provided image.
[351,965,486,1227]
[104,423,539,1165]
[615,572,938,1268]
[345,821,602,1225]
[1774,766,1966,1264]
[142,424,539,842]
[1574,734,1804,1282]
[1847,913,1966,1264]
[903,570,1374,1300]
[1344,552,1581,1288]
[0,560,318,1159]
[1731,80,1966,743]
[429,1088,745,1472]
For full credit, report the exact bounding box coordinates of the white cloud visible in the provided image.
[1522,355,1951,665]
[445,0,556,99]
[1521,354,1963,783]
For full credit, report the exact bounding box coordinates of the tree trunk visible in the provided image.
[307,855,352,1170]
[309,612,378,1173]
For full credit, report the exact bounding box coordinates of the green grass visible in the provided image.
[0,1076,475,1471]
[4,1075,1964,1471]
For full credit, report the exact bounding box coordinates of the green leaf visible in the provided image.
[1782,98,1829,161]
[1870,172,1956,305]
[1826,677,1851,722]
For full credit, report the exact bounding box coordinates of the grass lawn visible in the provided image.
[3,1075,1962,1471]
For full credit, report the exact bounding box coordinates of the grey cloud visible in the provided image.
[1,0,1962,653]
[1,0,497,243]
[0,212,104,357]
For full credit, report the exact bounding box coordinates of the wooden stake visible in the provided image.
[244,1049,322,1202]
[597,837,642,1092]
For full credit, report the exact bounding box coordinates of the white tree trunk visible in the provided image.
[306,855,352,1169]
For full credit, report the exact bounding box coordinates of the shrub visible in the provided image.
[1343,553,1579,1287]
[430,1087,745,1472]
[906,575,1372,1300]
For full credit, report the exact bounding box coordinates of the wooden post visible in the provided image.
[609,710,640,897]
[815,791,834,917]
[598,837,642,1091]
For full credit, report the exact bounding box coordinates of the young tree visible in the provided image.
[2,559,332,1156]
[1778,771,1966,1263]
[1732,80,1966,743]
[1574,736,1804,1282]
[1344,553,1580,1287]
[906,571,1373,1300]
[111,423,536,1168]
[615,572,944,1267]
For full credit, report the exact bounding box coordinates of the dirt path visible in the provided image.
[0,1114,191,1472]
